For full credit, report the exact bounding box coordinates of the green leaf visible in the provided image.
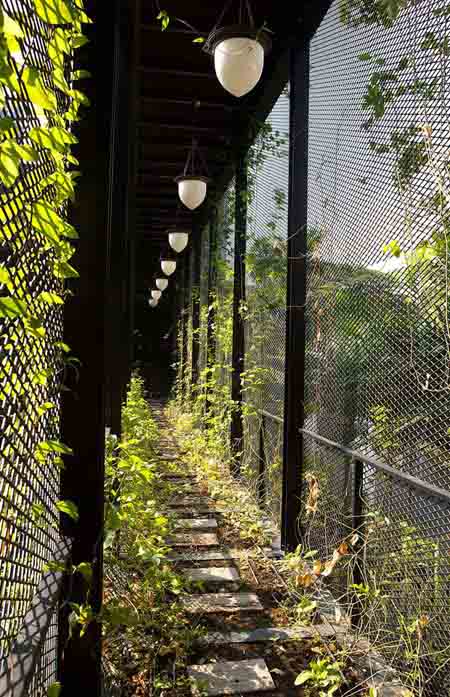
[33,0,77,25]
[57,499,79,522]
[39,170,76,203]
[0,296,28,319]
[383,240,402,257]
[30,125,77,154]
[1,11,24,38]
[20,66,57,111]
[55,340,71,353]
[36,439,73,455]
[47,682,62,697]
[37,401,56,417]
[294,671,313,686]
[0,139,38,188]
[0,117,14,132]
[0,266,10,285]
[38,291,64,305]
[75,561,92,584]
[71,33,89,49]
[48,27,71,68]
[72,69,91,80]
[358,52,372,61]
[54,260,79,278]
[30,200,64,245]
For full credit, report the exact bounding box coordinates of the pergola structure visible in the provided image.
[1,0,450,695]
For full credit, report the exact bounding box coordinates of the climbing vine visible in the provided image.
[0,0,92,692]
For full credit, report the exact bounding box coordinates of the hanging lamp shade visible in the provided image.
[175,136,209,210]
[205,18,271,98]
[168,231,189,254]
[156,277,169,291]
[149,298,159,308]
[151,289,162,300]
[175,175,208,210]
[161,258,177,276]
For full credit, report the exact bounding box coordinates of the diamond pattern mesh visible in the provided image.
[0,0,70,691]
[243,89,289,523]
[302,0,450,689]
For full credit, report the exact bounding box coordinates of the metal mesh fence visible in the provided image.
[0,0,72,692]
[242,89,290,524]
[302,0,450,690]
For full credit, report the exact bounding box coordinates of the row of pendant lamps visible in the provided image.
[149,4,271,309]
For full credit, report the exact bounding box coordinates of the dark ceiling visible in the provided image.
[130,0,331,332]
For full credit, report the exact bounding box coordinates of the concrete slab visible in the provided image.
[182,592,262,613]
[167,549,235,562]
[188,658,275,695]
[184,566,240,583]
[168,532,219,547]
[170,497,210,507]
[197,625,341,645]
[175,518,218,530]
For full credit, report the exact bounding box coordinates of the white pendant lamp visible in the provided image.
[151,289,162,300]
[168,231,189,254]
[215,37,264,97]
[175,137,209,210]
[156,277,169,291]
[161,259,177,276]
[176,176,208,210]
[149,298,159,308]
[204,3,271,98]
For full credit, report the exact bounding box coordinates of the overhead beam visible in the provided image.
[141,96,235,111]
[137,121,222,133]
[139,66,214,79]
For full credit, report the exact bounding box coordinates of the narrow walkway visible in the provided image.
[150,403,341,697]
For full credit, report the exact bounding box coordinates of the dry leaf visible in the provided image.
[313,560,323,575]
[305,472,320,516]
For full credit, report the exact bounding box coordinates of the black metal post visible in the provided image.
[59,0,119,693]
[281,42,310,551]
[351,458,365,626]
[206,207,218,419]
[180,254,190,403]
[258,414,267,506]
[191,222,202,392]
[230,150,247,474]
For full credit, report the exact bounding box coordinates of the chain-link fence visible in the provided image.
[300,0,450,691]
[242,89,290,526]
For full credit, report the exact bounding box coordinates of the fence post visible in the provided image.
[230,150,247,474]
[59,0,120,693]
[258,414,267,506]
[206,206,218,420]
[351,458,365,626]
[181,252,191,402]
[191,221,202,392]
[281,42,310,551]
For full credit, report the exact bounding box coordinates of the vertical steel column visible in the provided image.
[180,254,190,402]
[191,222,202,392]
[206,206,218,418]
[59,0,118,693]
[281,42,310,551]
[230,150,247,473]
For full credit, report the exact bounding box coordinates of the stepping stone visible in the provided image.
[188,658,275,695]
[170,497,209,507]
[167,549,236,562]
[184,566,240,583]
[168,532,219,547]
[197,625,338,645]
[175,518,218,530]
[182,592,262,614]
